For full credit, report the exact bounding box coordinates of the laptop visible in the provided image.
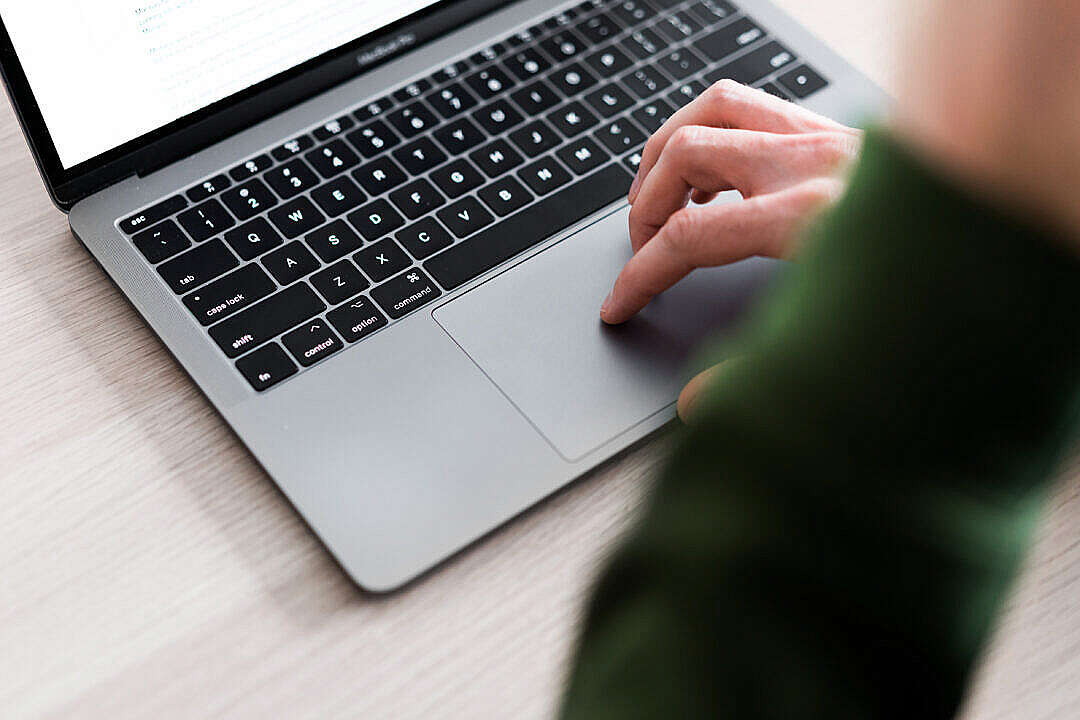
[0,0,885,590]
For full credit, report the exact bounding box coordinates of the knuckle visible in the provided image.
[667,125,709,159]
[663,208,702,251]
[706,78,745,106]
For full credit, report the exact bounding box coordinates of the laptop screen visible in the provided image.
[0,0,443,169]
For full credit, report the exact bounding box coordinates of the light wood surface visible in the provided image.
[2,2,1077,718]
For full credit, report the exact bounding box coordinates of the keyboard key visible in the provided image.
[327,296,388,343]
[505,49,552,81]
[236,342,297,391]
[468,42,507,66]
[667,79,708,108]
[311,260,369,305]
[305,219,365,262]
[229,155,273,182]
[311,175,367,217]
[220,178,278,221]
[262,241,320,284]
[158,238,239,294]
[425,163,633,289]
[478,176,534,216]
[433,117,486,155]
[430,60,469,85]
[584,45,634,76]
[437,196,495,238]
[655,10,705,42]
[557,136,610,175]
[517,156,573,195]
[473,99,524,135]
[610,0,658,28]
[354,238,413,282]
[758,81,791,100]
[390,178,446,220]
[178,199,235,242]
[688,0,737,24]
[312,115,355,141]
[183,264,276,326]
[620,27,668,59]
[469,139,524,178]
[186,174,230,202]
[354,96,394,120]
[121,195,187,234]
[210,282,325,358]
[550,63,599,97]
[430,159,485,198]
[370,268,442,319]
[510,81,561,115]
[585,84,636,117]
[305,139,360,178]
[264,158,320,199]
[578,13,621,43]
[540,30,589,62]
[631,98,675,132]
[224,217,284,260]
[393,79,431,103]
[547,101,599,137]
[693,18,763,61]
[778,64,828,98]
[282,319,343,367]
[621,65,669,99]
[509,120,562,157]
[706,41,795,85]
[352,156,408,196]
[396,217,454,259]
[271,135,315,161]
[133,220,190,263]
[659,47,707,80]
[426,82,478,118]
[392,137,447,175]
[623,149,644,174]
[348,199,406,241]
[346,120,401,158]
[268,197,325,238]
[465,66,515,100]
[596,118,648,153]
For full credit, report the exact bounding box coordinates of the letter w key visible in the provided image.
[270,198,326,238]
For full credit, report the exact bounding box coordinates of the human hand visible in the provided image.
[600,80,862,325]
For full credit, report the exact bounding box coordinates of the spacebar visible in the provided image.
[424,163,633,290]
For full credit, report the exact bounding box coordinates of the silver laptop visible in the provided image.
[0,0,884,590]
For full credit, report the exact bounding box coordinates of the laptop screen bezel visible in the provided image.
[0,0,512,211]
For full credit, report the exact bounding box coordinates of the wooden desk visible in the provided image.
[2,2,1077,717]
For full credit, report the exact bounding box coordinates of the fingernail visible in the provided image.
[600,292,613,318]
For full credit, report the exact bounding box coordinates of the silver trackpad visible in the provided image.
[431,205,778,461]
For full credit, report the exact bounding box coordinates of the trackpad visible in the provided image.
[432,206,778,461]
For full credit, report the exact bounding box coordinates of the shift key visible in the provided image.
[183,264,275,326]
[209,283,326,357]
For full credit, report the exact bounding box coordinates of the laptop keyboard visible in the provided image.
[117,0,829,392]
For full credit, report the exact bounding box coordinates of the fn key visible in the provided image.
[236,343,297,391]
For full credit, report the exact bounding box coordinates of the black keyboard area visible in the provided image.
[118,0,830,392]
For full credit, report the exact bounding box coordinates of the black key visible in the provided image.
[430,159,485,198]
[688,0,737,24]
[706,41,795,85]
[585,84,636,117]
[186,174,230,202]
[229,155,273,182]
[508,120,562,157]
[393,137,447,176]
[478,176,534,216]
[557,136,610,175]
[133,220,190,263]
[426,163,633,289]
[352,156,408,196]
[346,120,401,158]
[264,158,320,199]
[667,79,708,108]
[354,238,413,282]
[393,79,432,103]
[620,27,668,59]
[268,197,325,239]
[426,82,478,118]
[311,259,369,305]
[370,268,442,319]
[236,343,297,391]
[579,13,621,43]
[693,17,763,62]
[178,199,235,242]
[474,99,524,135]
[469,139,524,178]
[209,282,325,358]
[271,135,315,161]
[621,65,669,99]
[659,47,707,80]
[158,238,239,294]
[610,0,658,28]
[305,219,365,262]
[544,9,577,30]
[430,60,469,85]
[631,98,675,132]
[354,96,394,120]
[778,64,828,98]
[759,81,791,100]
[311,176,367,217]
[262,241,320,284]
[437,197,495,238]
[183,264,276,326]
[584,45,634,76]
[623,148,644,174]
[655,10,705,42]
[550,63,598,97]
[121,195,187,234]
[517,156,573,195]
[508,27,538,47]
[547,101,600,137]
[304,139,360,179]
[596,118,648,153]
[390,178,446,220]
[312,115,355,141]
[327,296,388,343]
[396,217,454,259]
[540,30,589,63]
[282,319,343,367]
[433,117,486,155]
[348,199,406,241]
[220,178,278,221]
[464,66,515,100]
[224,217,284,260]
[503,48,551,81]
[468,42,507,66]
[510,81,561,115]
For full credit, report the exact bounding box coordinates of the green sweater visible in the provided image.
[560,130,1080,719]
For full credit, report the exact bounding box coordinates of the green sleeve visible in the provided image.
[559,129,1080,719]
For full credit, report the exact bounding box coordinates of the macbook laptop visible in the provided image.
[0,0,885,590]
